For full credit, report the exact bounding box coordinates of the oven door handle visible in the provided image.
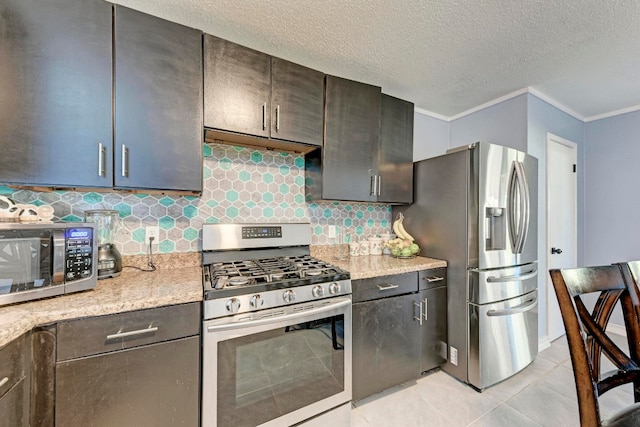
[206,298,351,333]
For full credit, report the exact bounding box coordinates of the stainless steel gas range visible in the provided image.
[201,223,352,427]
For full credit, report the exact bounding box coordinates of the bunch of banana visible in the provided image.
[386,213,420,257]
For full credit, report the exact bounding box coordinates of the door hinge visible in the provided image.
[573,164,576,173]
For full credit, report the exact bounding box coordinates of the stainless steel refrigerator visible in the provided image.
[394,142,538,390]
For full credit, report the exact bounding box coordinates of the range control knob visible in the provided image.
[226,298,241,313]
[312,285,325,298]
[328,282,341,295]
[250,294,264,308]
[282,289,296,303]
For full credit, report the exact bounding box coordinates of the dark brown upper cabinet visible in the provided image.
[0,0,113,189]
[114,6,203,193]
[305,78,414,204]
[204,35,324,153]
[378,94,414,204]
[0,0,203,194]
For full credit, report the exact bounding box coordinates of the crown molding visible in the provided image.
[413,107,450,122]
[584,104,640,122]
[527,88,584,121]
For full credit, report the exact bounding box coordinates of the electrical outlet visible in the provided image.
[328,225,336,238]
[145,226,159,245]
[450,346,458,366]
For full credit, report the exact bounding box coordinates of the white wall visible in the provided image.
[413,112,449,161]
[450,94,528,152]
[584,111,640,264]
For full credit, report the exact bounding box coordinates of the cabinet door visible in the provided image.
[323,76,381,202]
[352,294,421,401]
[55,336,200,427]
[420,286,448,373]
[0,0,112,188]
[0,378,28,427]
[204,35,271,137]
[270,58,324,146]
[114,6,203,192]
[378,94,414,204]
[0,333,29,427]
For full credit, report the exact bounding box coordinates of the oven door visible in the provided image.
[202,296,352,427]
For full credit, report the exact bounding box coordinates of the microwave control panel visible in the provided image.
[65,228,94,281]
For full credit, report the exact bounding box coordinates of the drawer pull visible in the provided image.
[106,326,158,341]
[423,276,444,283]
[377,284,399,291]
[0,377,8,388]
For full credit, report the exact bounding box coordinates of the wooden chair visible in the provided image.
[549,265,640,426]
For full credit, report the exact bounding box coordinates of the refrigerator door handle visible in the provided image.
[486,268,538,283]
[507,160,530,254]
[486,295,537,317]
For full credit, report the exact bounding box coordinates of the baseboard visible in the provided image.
[538,336,551,352]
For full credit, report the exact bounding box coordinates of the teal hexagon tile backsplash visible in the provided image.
[3,143,392,254]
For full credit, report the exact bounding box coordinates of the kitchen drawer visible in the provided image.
[57,302,200,361]
[353,272,418,303]
[0,333,28,399]
[419,268,447,291]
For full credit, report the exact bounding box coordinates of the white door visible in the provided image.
[546,134,578,342]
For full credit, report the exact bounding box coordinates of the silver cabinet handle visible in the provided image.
[275,105,280,131]
[414,301,423,326]
[121,144,129,177]
[0,377,8,388]
[423,276,444,283]
[423,298,428,321]
[377,284,399,291]
[262,103,267,130]
[98,142,106,177]
[106,326,158,341]
[370,175,377,196]
[377,175,382,196]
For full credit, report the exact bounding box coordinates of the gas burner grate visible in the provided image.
[204,255,346,291]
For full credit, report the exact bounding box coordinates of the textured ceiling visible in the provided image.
[112,0,640,120]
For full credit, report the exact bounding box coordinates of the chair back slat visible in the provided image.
[549,264,640,427]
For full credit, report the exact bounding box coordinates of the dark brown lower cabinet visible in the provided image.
[352,268,448,402]
[0,378,29,427]
[0,332,30,427]
[55,336,199,426]
[352,291,421,401]
[54,303,201,426]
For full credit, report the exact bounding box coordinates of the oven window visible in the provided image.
[217,314,345,427]
[0,236,51,294]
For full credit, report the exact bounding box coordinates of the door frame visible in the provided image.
[545,132,578,341]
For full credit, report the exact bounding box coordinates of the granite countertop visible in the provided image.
[0,265,202,348]
[0,249,446,348]
[313,249,447,280]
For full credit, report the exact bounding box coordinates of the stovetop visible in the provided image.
[201,223,352,319]
[203,254,350,299]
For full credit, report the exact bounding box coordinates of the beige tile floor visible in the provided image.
[351,334,633,426]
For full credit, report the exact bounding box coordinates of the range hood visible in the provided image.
[204,128,320,155]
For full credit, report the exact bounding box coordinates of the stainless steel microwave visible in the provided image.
[0,222,98,307]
